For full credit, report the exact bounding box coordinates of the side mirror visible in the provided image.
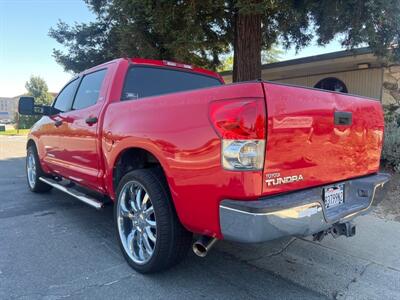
[18,96,56,116]
[18,97,35,115]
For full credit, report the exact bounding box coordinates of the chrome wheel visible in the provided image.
[117,181,157,265]
[27,151,37,189]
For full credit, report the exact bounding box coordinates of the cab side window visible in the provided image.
[53,79,79,112]
[72,69,106,110]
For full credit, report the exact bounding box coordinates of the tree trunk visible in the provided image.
[232,10,262,82]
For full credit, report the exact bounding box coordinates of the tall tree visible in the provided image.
[25,76,54,105]
[50,0,400,82]
[50,0,232,72]
[17,76,54,129]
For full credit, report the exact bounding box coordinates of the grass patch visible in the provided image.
[0,129,30,136]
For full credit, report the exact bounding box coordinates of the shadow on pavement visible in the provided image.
[0,156,324,299]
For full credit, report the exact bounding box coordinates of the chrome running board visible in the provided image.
[39,177,104,210]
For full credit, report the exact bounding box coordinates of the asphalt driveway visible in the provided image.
[1,135,399,299]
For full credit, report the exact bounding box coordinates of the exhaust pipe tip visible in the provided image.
[192,236,218,257]
[193,242,208,258]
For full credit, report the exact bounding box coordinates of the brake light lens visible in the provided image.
[209,99,265,139]
[163,60,193,69]
[209,99,266,170]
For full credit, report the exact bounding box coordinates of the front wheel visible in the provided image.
[115,169,192,273]
[26,146,52,193]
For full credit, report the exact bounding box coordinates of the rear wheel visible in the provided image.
[26,145,52,193]
[115,169,192,273]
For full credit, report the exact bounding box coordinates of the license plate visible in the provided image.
[323,184,344,209]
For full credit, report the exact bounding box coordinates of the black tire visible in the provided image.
[114,168,192,273]
[26,145,52,193]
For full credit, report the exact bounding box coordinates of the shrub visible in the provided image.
[382,120,400,173]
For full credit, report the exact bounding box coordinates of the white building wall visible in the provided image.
[223,67,383,100]
[270,68,382,100]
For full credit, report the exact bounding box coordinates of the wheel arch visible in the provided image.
[112,147,169,197]
[110,145,191,238]
[26,138,36,150]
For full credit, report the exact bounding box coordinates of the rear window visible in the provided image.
[121,66,222,100]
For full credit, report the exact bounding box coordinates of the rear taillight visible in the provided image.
[209,99,266,171]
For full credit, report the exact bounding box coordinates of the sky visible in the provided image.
[0,0,95,97]
[1,0,344,98]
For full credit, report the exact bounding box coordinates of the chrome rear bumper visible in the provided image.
[219,173,390,243]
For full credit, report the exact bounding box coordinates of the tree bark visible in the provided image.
[232,10,262,82]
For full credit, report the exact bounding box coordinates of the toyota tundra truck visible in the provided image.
[19,58,390,273]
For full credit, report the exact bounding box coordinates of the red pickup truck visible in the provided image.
[19,58,390,273]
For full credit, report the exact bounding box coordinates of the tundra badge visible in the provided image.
[265,173,304,186]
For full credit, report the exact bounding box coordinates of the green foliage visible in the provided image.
[50,0,232,72]
[382,121,400,173]
[16,112,38,130]
[262,47,283,64]
[50,0,400,74]
[218,46,282,72]
[25,76,53,105]
[384,106,400,127]
[309,0,400,62]
[217,56,234,72]
[17,76,54,129]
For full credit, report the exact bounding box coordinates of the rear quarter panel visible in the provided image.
[102,82,265,237]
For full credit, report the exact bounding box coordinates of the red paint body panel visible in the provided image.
[261,83,384,196]
[30,61,119,193]
[28,58,385,239]
[102,82,265,236]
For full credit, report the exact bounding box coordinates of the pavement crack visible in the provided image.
[215,238,296,270]
[358,262,372,278]
[297,237,400,273]
[48,263,127,290]
[333,262,373,300]
[214,242,327,299]
[34,211,56,217]
[246,238,297,262]
[48,273,135,299]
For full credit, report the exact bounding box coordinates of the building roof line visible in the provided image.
[220,47,373,76]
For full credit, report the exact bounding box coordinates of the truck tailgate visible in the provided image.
[262,82,384,195]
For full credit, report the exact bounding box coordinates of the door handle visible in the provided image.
[85,116,98,125]
[334,111,352,126]
[54,120,63,127]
